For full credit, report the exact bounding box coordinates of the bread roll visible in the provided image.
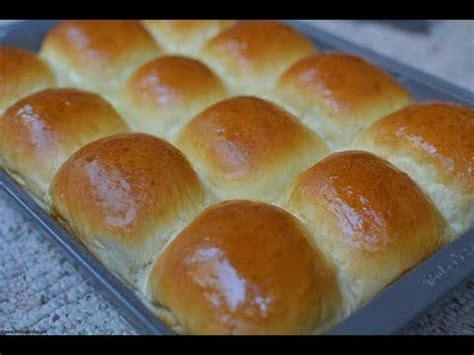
[40,20,160,97]
[147,200,342,335]
[354,101,474,241]
[142,20,236,56]
[0,88,129,202]
[50,133,204,284]
[282,151,443,310]
[200,20,316,95]
[176,96,328,202]
[118,55,227,139]
[273,52,413,151]
[0,46,56,114]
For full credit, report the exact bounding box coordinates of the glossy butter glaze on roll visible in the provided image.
[273,52,413,151]
[118,56,227,139]
[50,133,204,284]
[282,151,443,310]
[176,96,328,202]
[40,20,160,97]
[0,46,56,114]
[142,20,236,57]
[147,200,342,335]
[354,101,474,241]
[0,88,129,202]
[200,20,316,95]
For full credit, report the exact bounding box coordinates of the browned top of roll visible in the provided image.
[123,55,225,114]
[202,20,315,67]
[143,20,236,37]
[287,150,443,253]
[0,46,56,113]
[50,133,203,243]
[357,101,474,192]
[176,96,326,197]
[142,20,236,53]
[276,52,413,120]
[150,200,341,335]
[200,21,316,90]
[41,20,159,83]
[0,88,128,198]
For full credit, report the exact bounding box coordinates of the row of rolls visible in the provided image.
[0,20,473,334]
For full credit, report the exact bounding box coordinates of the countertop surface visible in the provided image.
[0,20,473,335]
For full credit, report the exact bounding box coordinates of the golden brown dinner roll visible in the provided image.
[176,96,328,202]
[147,200,342,335]
[118,55,227,139]
[273,52,413,151]
[354,102,474,241]
[0,88,129,202]
[142,20,236,57]
[0,46,56,114]
[282,151,443,310]
[199,20,316,95]
[50,133,204,284]
[40,20,160,97]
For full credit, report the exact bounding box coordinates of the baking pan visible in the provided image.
[1,20,473,335]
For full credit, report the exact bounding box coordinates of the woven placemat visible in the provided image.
[0,191,136,335]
